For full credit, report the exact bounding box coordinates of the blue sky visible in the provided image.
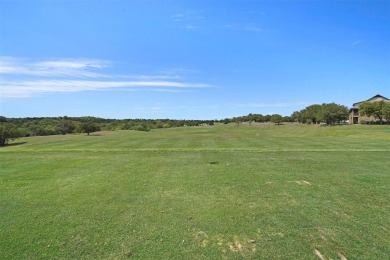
[0,0,389,119]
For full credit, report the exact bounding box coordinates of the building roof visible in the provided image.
[352,94,390,107]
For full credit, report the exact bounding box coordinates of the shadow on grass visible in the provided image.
[0,142,27,148]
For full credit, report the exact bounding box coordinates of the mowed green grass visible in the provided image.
[1,124,389,259]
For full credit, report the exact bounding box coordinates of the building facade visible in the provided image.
[349,94,390,124]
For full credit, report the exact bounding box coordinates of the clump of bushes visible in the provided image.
[136,123,150,132]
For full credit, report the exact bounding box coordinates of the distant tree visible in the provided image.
[56,120,76,135]
[358,102,374,120]
[282,116,292,123]
[136,123,151,132]
[0,116,7,123]
[80,122,100,135]
[292,103,347,125]
[302,104,322,124]
[254,114,265,123]
[270,114,283,125]
[321,103,349,125]
[359,101,388,124]
[291,111,303,123]
[383,102,390,123]
[234,118,242,126]
[0,122,22,146]
[120,121,132,130]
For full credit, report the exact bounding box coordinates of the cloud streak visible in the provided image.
[0,57,109,78]
[0,57,210,99]
[224,23,262,33]
[171,11,205,31]
[352,40,361,46]
[172,11,205,22]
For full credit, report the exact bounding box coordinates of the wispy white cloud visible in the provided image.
[0,57,210,99]
[171,10,205,31]
[243,25,262,33]
[147,88,191,93]
[171,11,205,22]
[183,25,199,30]
[35,59,108,69]
[352,40,361,46]
[224,23,262,33]
[135,74,181,80]
[0,57,109,78]
[159,68,200,75]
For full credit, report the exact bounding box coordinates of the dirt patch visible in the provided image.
[193,229,209,247]
[228,238,243,253]
[339,252,347,260]
[226,236,257,255]
[193,232,257,257]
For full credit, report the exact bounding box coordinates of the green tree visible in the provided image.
[80,122,100,135]
[270,114,283,125]
[291,111,303,123]
[0,122,23,146]
[0,116,7,123]
[234,117,242,126]
[56,120,76,135]
[321,103,348,125]
[136,122,151,131]
[302,104,322,124]
[293,103,348,125]
[382,102,390,123]
[222,118,231,124]
[359,101,388,124]
[254,114,265,123]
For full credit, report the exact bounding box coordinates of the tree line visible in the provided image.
[221,114,291,125]
[0,116,216,145]
[221,103,350,125]
[291,103,349,125]
[228,101,390,125]
[1,101,388,146]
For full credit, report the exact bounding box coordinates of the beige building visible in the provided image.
[349,94,390,124]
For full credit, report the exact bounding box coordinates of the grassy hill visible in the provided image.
[1,124,389,259]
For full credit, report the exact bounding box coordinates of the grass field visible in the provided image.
[1,123,389,259]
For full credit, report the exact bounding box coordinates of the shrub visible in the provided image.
[136,123,150,132]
